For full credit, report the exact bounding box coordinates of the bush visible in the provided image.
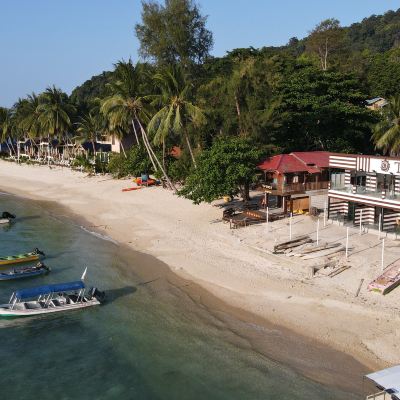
[108,146,154,178]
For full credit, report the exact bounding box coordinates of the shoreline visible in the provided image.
[0,160,396,391]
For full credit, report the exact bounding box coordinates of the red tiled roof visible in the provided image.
[291,151,331,169]
[258,151,333,174]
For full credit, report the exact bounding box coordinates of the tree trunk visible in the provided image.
[131,119,140,146]
[137,120,177,192]
[162,139,166,171]
[240,181,251,201]
[92,140,96,161]
[132,118,157,172]
[120,140,127,158]
[185,132,197,168]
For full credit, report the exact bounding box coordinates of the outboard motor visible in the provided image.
[89,287,106,303]
[2,212,16,219]
[33,248,45,256]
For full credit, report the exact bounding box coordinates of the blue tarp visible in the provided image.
[15,281,85,299]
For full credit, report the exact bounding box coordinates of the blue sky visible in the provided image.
[1,0,398,107]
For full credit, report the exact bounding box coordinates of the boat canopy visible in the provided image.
[15,281,85,299]
[366,365,400,395]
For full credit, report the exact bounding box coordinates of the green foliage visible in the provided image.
[275,66,378,153]
[108,146,154,178]
[366,49,400,97]
[179,137,265,204]
[135,0,213,66]
[372,95,400,155]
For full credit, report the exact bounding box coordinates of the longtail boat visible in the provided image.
[0,248,45,267]
[0,262,50,281]
[368,259,400,295]
[0,270,105,318]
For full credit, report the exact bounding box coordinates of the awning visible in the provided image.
[15,281,85,299]
[366,365,400,395]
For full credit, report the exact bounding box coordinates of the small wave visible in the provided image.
[79,226,119,245]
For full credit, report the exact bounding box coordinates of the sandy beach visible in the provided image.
[1,160,399,386]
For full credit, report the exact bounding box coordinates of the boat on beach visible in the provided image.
[0,211,16,225]
[0,248,45,267]
[368,259,400,295]
[0,262,50,281]
[0,277,105,318]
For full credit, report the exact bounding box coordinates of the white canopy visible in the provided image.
[366,365,400,395]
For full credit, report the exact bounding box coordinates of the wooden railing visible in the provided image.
[267,181,329,194]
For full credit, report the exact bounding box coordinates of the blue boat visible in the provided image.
[0,262,50,281]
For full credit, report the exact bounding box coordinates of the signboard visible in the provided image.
[370,158,400,175]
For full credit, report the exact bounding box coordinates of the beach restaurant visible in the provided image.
[328,154,400,233]
[258,151,331,213]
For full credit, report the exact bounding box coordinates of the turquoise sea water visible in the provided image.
[0,193,360,400]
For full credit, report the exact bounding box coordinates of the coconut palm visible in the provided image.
[147,65,206,168]
[13,95,43,158]
[101,60,176,191]
[373,95,400,156]
[36,86,75,163]
[75,112,99,158]
[0,107,16,156]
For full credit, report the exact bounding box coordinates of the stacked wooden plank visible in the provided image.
[274,236,313,254]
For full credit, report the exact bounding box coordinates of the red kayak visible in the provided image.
[122,187,143,192]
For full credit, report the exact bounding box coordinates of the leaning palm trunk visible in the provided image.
[184,132,197,168]
[132,119,157,172]
[137,120,177,192]
[131,119,140,146]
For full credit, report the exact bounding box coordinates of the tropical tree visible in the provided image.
[75,112,100,158]
[147,64,205,168]
[35,86,75,163]
[37,86,74,138]
[0,107,16,156]
[135,0,213,67]
[179,137,265,203]
[13,94,43,158]
[372,95,400,155]
[101,60,176,190]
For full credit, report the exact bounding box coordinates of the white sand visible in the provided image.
[1,160,399,370]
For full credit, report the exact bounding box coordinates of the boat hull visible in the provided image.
[0,299,101,318]
[0,268,48,281]
[0,254,40,267]
[0,218,10,224]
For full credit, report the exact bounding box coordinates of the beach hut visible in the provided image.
[364,364,400,399]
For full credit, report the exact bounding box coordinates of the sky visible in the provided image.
[1,0,398,107]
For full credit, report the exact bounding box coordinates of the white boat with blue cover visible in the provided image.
[0,276,105,317]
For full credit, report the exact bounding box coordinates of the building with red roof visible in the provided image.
[258,151,333,213]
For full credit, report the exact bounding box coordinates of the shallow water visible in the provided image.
[0,194,359,399]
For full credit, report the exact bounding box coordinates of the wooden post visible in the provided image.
[345,227,349,259]
[264,192,267,210]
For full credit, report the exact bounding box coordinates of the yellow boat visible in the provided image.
[0,248,45,267]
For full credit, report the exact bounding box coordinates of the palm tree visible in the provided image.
[373,95,400,156]
[14,94,42,158]
[37,86,75,163]
[147,65,205,168]
[101,60,176,191]
[75,112,99,158]
[0,107,16,156]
